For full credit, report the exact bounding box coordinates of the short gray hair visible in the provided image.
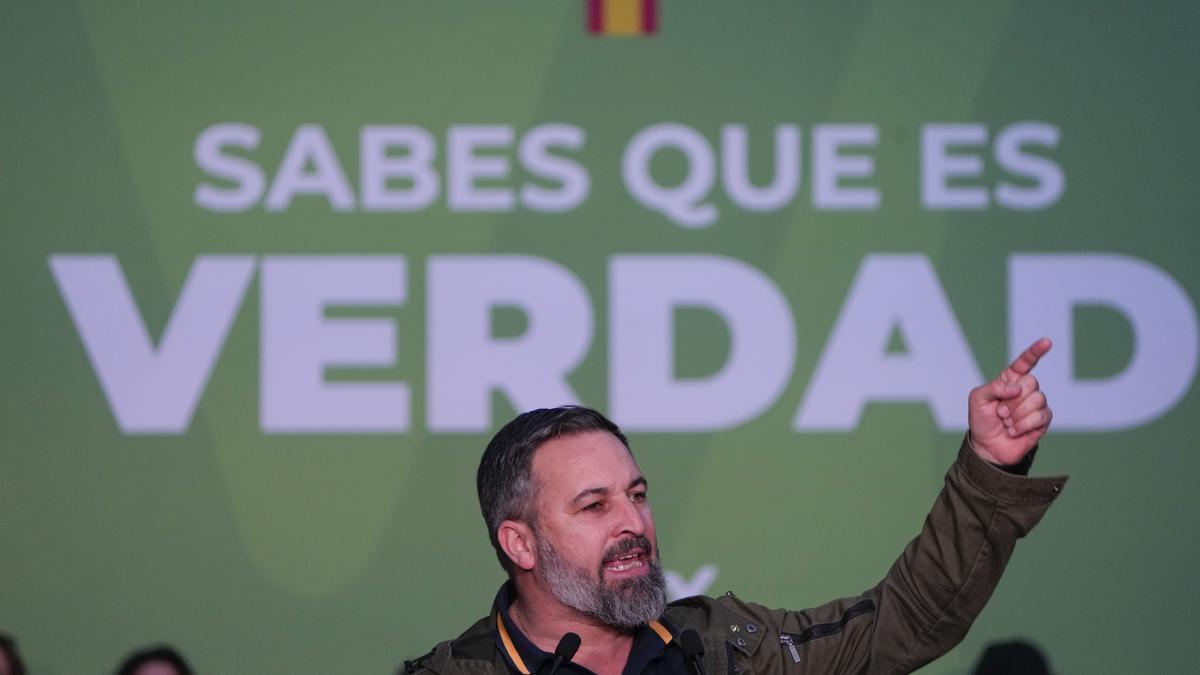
[476,406,629,572]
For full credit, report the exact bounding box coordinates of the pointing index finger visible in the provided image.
[1003,338,1052,382]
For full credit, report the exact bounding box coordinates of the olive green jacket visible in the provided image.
[413,440,1066,675]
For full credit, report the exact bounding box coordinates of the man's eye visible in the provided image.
[630,491,647,503]
[582,502,603,512]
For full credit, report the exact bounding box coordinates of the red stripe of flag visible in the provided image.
[587,0,604,33]
[642,0,658,33]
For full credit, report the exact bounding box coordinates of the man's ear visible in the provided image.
[498,519,536,571]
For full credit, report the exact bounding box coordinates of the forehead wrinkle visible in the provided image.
[565,476,649,511]
[569,486,609,507]
[530,429,644,512]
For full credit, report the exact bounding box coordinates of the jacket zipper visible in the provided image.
[777,598,876,664]
[779,633,800,663]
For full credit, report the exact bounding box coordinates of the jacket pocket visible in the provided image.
[778,598,876,663]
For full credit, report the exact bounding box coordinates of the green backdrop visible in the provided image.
[4,2,1198,673]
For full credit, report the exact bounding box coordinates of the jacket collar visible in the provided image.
[492,581,675,675]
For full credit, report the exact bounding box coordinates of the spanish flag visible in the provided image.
[587,0,658,36]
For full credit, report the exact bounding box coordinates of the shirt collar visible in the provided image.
[491,581,676,675]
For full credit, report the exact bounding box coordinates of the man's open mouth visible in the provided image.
[604,549,646,572]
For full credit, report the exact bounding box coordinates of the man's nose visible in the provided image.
[612,497,648,536]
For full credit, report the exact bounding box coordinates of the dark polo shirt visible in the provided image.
[492,582,691,675]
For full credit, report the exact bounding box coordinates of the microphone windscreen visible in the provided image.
[555,632,582,661]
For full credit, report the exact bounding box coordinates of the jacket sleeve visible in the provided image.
[740,436,1067,675]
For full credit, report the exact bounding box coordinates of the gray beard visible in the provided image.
[535,534,667,630]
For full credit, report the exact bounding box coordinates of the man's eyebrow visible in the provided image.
[569,477,648,507]
[570,487,609,506]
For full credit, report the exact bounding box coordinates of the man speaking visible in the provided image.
[406,339,1065,675]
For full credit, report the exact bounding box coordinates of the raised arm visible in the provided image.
[710,340,1067,674]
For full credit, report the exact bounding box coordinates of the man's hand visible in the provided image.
[968,338,1054,466]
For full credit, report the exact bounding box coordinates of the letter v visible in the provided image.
[49,255,255,434]
[665,564,720,601]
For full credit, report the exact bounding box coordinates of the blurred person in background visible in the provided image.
[113,645,195,675]
[970,640,1053,675]
[0,633,28,675]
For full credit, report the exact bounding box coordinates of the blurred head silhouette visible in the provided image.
[113,645,195,675]
[971,640,1052,675]
[0,633,28,675]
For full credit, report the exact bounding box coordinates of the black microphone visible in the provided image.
[544,632,581,675]
[679,629,705,675]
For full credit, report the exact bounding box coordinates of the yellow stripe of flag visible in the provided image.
[603,0,644,35]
